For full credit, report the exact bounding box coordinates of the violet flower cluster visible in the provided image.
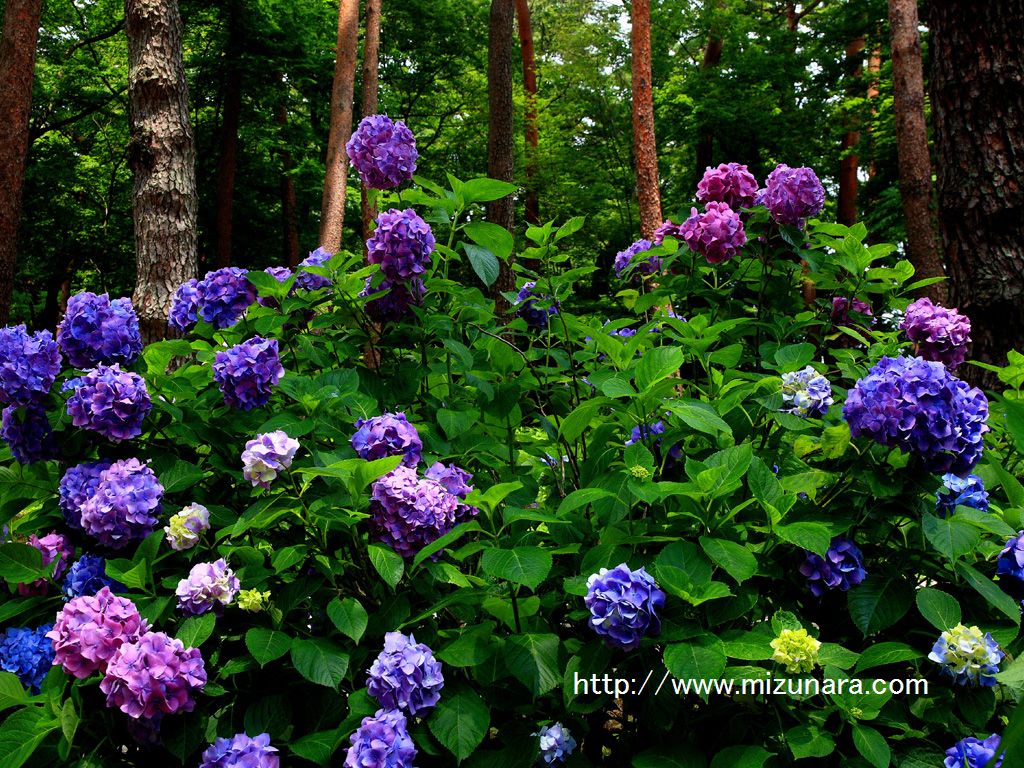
[2,403,57,463]
[57,292,143,369]
[48,587,150,678]
[66,363,152,441]
[212,336,284,411]
[369,466,461,558]
[534,723,577,765]
[944,734,1004,768]
[901,298,972,370]
[196,268,257,329]
[936,473,989,518]
[59,460,113,529]
[679,201,747,264]
[175,559,240,616]
[516,281,558,330]
[425,461,479,522]
[0,624,55,693]
[760,163,825,227]
[168,278,201,332]
[696,162,759,210]
[585,563,666,651]
[351,412,422,467]
[366,208,435,281]
[366,631,445,715]
[18,531,73,596]
[242,431,300,489]
[100,630,207,718]
[345,709,416,768]
[799,536,867,597]
[79,458,164,549]
[296,247,333,291]
[361,277,424,323]
[200,732,280,768]
[346,114,419,189]
[62,554,124,599]
[652,220,683,245]
[0,325,61,405]
[626,421,682,468]
[613,239,660,279]
[780,366,834,418]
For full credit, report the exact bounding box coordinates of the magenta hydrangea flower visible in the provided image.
[79,458,163,549]
[196,268,257,329]
[65,363,152,441]
[585,563,666,651]
[901,298,972,370]
[175,559,240,616]
[242,430,300,489]
[296,247,333,291]
[212,336,284,411]
[679,202,747,264]
[2,403,57,464]
[57,292,143,369]
[761,164,825,227]
[346,114,419,189]
[17,532,74,596]
[344,709,416,768]
[366,208,435,281]
[47,587,149,679]
[200,732,280,768]
[0,325,61,405]
[367,631,444,715]
[168,279,201,332]
[361,277,424,323]
[696,162,759,210]
[100,630,207,718]
[651,220,683,246]
[614,239,660,280]
[351,412,422,468]
[369,466,461,559]
[59,460,113,530]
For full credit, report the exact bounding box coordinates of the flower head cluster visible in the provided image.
[164,503,211,550]
[516,281,558,330]
[831,296,873,327]
[58,292,142,368]
[2,404,57,463]
[761,164,825,227]
[996,532,1024,584]
[696,162,759,210]
[351,413,422,468]
[345,709,416,768]
[62,554,124,599]
[842,355,989,475]
[799,537,867,597]
[296,248,333,291]
[367,631,445,715]
[534,723,577,765]
[652,220,683,245]
[59,460,113,529]
[79,458,164,549]
[212,336,284,411]
[945,734,1004,768]
[928,624,1004,686]
[936,473,989,518]
[0,325,61,405]
[346,114,419,189]
[901,298,972,370]
[770,628,821,674]
[168,279,201,332]
[585,563,666,651]
[679,202,747,264]
[196,268,257,329]
[780,366,834,418]
[18,531,74,596]
[626,421,682,467]
[369,466,461,558]
[200,732,280,768]
[424,461,478,521]
[175,559,240,616]
[0,624,55,693]
[100,631,207,718]
[614,239,660,279]
[242,431,300,489]
[48,587,149,678]
[66,364,152,441]
[361,277,424,323]
[237,589,271,612]
[366,208,435,281]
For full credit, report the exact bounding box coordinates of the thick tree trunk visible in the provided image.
[320,0,360,252]
[515,0,540,226]
[630,0,662,238]
[214,47,242,267]
[487,0,516,317]
[931,0,1024,381]
[125,0,198,342]
[838,36,865,226]
[889,0,945,304]
[0,0,43,325]
[360,0,382,247]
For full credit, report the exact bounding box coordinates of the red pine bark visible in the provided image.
[630,0,662,238]
[360,0,382,247]
[487,0,516,317]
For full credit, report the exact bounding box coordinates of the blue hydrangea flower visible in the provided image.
[0,325,61,405]
[351,412,422,468]
[928,624,1004,686]
[62,554,124,599]
[57,292,143,369]
[59,460,113,530]
[534,723,577,765]
[996,532,1024,584]
[799,536,867,597]
[200,732,279,768]
[945,734,1004,768]
[0,624,55,693]
[168,279,201,332]
[780,366,834,418]
[346,114,418,189]
[614,239,660,279]
[366,208,435,281]
[344,709,416,768]
[366,631,444,715]
[516,281,558,330]
[585,563,666,651]
[196,268,257,329]
[296,248,333,292]
[212,337,284,411]
[65,363,151,441]
[936,473,989,518]
[1,403,57,464]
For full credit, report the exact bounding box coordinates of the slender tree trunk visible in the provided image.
[360,0,382,247]
[630,0,662,237]
[214,7,242,269]
[487,0,516,317]
[0,0,43,325]
[888,0,945,303]
[515,0,540,226]
[320,0,360,252]
[838,36,865,226]
[694,1,723,182]
[275,76,300,268]
[931,0,1024,380]
[125,0,198,342]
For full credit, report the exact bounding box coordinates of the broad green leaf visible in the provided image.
[438,408,480,439]
[429,684,490,761]
[916,588,961,631]
[557,488,614,515]
[922,513,981,560]
[854,642,923,673]
[504,633,561,696]
[327,598,368,644]
[368,543,405,589]
[290,729,339,764]
[462,177,517,203]
[245,628,292,666]
[667,399,732,436]
[464,220,514,259]
[786,725,835,759]
[635,346,684,391]
[159,460,204,494]
[0,673,29,712]
[847,575,914,636]
[0,544,44,586]
[852,723,890,768]
[710,746,774,768]
[290,638,349,689]
[956,562,1022,624]
[699,537,757,583]
[0,707,58,768]
[480,547,552,590]
[774,522,831,556]
[412,522,482,569]
[664,635,727,682]
[177,613,216,648]
[463,244,500,288]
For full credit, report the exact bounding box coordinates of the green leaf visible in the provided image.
[60,698,78,751]
[664,635,727,682]
[429,683,490,762]
[667,399,732,436]
[412,522,482,569]
[854,642,923,673]
[504,633,561,696]
[956,562,1022,624]
[438,624,499,668]
[290,729,339,765]
[368,543,405,589]
[916,588,962,631]
[290,638,349,689]
[0,544,44,586]
[635,347,684,391]
[245,628,292,666]
[820,423,851,459]
[773,343,815,372]
[852,724,890,768]
[559,398,610,442]
[177,613,216,648]
[775,522,831,556]
[710,746,774,768]
[354,455,404,491]
[464,221,514,259]
[554,216,585,241]
[922,513,981,560]
[0,708,58,768]
[463,244,500,288]
[462,177,517,203]
[159,460,205,494]
[786,725,835,759]
[699,537,757,583]
[327,598,368,644]
[480,547,553,590]
[103,559,149,590]
[0,673,29,712]
[847,575,914,635]
[557,488,614,515]
[438,408,481,439]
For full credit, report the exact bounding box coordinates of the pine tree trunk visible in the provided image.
[888,0,945,303]
[214,11,242,269]
[125,0,198,343]
[360,0,382,248]
[320,0,360,252]
[515,0,540,226]
[0,0,43,325]
[630,0,662,238]
[838,36,865,226]
[930,0,1024,380]
[487,0,516,318]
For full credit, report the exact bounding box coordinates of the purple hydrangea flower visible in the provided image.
[585,563,666,651]
[59,460,113,530]
[296,247,333,291]
[936,473,989,518]
[48,587,150,678]
[62,554,124,599]
[200,732,280,768]
[66,363,152,441]
[100,630,207,718]
[79,458,163,549]
[901,298,972,370]
[366,208,435,281]
[2,403,57,463]
[534,723,577,766]
[928,624,1004,686]
[0,325,61,405]
[346,114,419,189]
[57,292,143,369]
[18,531,74,596]
[168,279,201,332]
[425,462,479,522]
[367,631,444,715]
[0,624,55,693]
[696,162,759,210]
[780,366,834,418]
[175,559,240,616]
[351,412,422,468]
[799,536,867,597]
[842,355,989,475]
[369,466,461,559]
[679,202,747,264]
[996,531,1024,583]
[344,709,416,768]
[242,431,300,489]
[164,504,211,551]
[945,734,1004,768]
[614,239,661,279]
[761,164,825,227]
[196,268,257,329]
[212,336,284,411]
[831,296,873,326]
[516,281,558,330]
[652,220,683,246]
[361,277,424,323]
[626,421,682,467]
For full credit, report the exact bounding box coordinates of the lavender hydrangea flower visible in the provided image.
[100,630,207,718]
[366,208,435,281]
[62,554,124,599]
[168,279,201,332]
[696,162,759,210]
[928,624,1004,686]
[2,403,57,463]
[0,325,61,405]
[761,164,825,227]
[425,462,480,523]
[296,247,333,291]
[242,431,300,489]
[613,239,660,279]
[996,532,1024,584]
[516,281,558,330]
[799,536,867,597]
[945,734,1004,768]
[164,504,211,550]
[936,473,989,518]
[361,277,424,323]
[79,458,163,549]
[0,624,55,693]
[212,336,284,411]
[48,587,149,678]
[679,202,747,264]
[369,466,461,559]
[351,412,422,468]
[652,220,683,246]
[585,563,666,651]
[57,292,143,369]
[367,631,444,715]
[842,355,989,475]
[200,732,280,768]
[59,460,113,529]
[346,114,418,189]
[175,559,240,616]
[66,363,152,441]
[344,709,416,768]
[780,366,834,418]
[534,723,577,765]
[196,268,257,329]
[18,531,74,596]
[901,298,972,370]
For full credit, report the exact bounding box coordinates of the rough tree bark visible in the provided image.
[487,0,516,317]
[320,0,360,252]
[930,0,1024,379]
[125,0,199,342]
[630,0,662,237]
[360,0,382,247]
[888,0,945,303]
[213,1,243,269]
[515,0,540,226]
[838,36,865,226]
[0,0,44,325]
